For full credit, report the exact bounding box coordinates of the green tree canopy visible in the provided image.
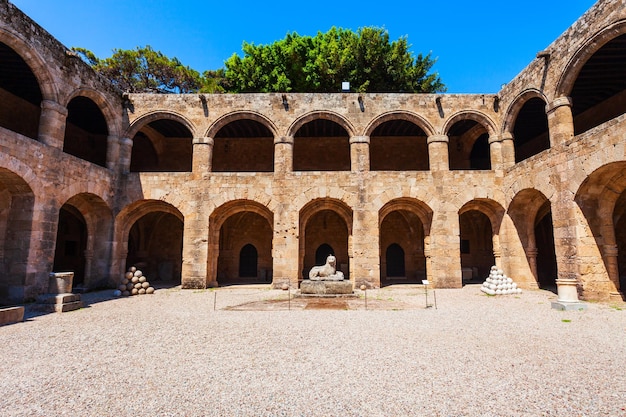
[224,27,446,93]
[72,46,221,93]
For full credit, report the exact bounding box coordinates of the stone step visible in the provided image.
[36,293,81,304]
[0,306,24,326]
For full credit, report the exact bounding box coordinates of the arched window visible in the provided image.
[239,244,258,277]
[386,243,405,277]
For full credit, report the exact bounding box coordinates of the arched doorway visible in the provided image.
[53,205,87,287]
[217,211,272,285]
[459,210,495,284]
[293,119,350,171]
[385,244,406,278]
[512,97,550,162]
[615,192,626,294]
[130,118,193,172]
[63,96,108,167]
[299,199,353,284]
[535,205,557,291]
[127,211,184,285]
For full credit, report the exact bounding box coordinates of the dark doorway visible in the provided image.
[315,243,335,266]
[386,243,406,277]
[535,210,558,291]
[239,244,258,277]
[53,206,87,287]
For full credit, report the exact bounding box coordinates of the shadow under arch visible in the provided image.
[379,198,434,286]
[54,192,113,290]
[208,199,274,286]
[458,199,505,283]
[508,188,557,291]
[299,198,353,284]
[115,200,184,287]
[0,167,35,305]
[575,161,626,298]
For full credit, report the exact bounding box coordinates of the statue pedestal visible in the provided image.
[300,280,353,295]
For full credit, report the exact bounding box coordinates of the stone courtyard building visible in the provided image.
[0,0,625,304]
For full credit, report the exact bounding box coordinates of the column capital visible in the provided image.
[488,134,504,144]
[545,96,573,114]
[349,135,370,144]
[41,99,68,116]
[427,134,448,144]
[193,136,214,146]
[274,135,294,145]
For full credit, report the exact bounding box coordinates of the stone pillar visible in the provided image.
[106,135,120,171]
[351,208,379,288]
[546,97,574,146]
[603,244,623,301]
[488,134,503,170]
[116,137,133,175]
[181,210,211,289]
[526,246,538,282]
[83,249,94,288]
[427,134,449,171]
[38,100,67,149]
[192,137,214,178]
[551,196,587,310]
[350,136,370,172]
[500,132,516,168]
[271,209,299,288]
[274,136,294,175]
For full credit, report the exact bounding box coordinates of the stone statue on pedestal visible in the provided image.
[308,255,344,281]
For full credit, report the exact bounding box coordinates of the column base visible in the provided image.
[552,278,587,310]
[551,301,588,311]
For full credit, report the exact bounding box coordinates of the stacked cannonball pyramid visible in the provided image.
[480,266,522,295]
[113,266,155,297]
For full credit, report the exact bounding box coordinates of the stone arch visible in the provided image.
[0,28,58,102]
[379,198,433,286]
[366,111,433,171]
[443,110,497,137]
[458,199,505,282]
[207,111,277,173]
[502,89,548,134]
[556,20,626,98]
[0,167,35,305]
[444,111,496,170]
[114,200,184,285]
[364,111,435,137]
[127,111,195,172]
[205,110,278,139]
[63,95,109,167]
[287,111,356,138]
[54,193,113,289]
[63,88,121,138]
[208,200,274,285]
[508,188,556,290]
[125,111,197,140]
[299,198,353,283]
[575,161,626,298]
[503,90,550,163]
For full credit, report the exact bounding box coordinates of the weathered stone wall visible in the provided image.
[1,0,626,303]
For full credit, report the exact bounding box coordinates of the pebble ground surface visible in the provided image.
[1,284,625,417]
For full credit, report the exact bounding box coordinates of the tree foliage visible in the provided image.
[224,27,446,93]
[72,46,223,93]
[73,27,445,94]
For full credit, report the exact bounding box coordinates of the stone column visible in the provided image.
[427,134,449,171]
[181,210,211,289]
[83,249,94,288]
[488,134,503,170]
[500,132,516,168]
[546,97,574,146]
[38,100,67,149]
[551,195,587,310]
[192,137,214,178]
[271,209,299,288]
[350,136,370,172]
[351,208,379,288]
[117,137,133,175]
[274,136,294,175]
[526,246,538,282]
[603,244,623,301]
[106,135,120,171]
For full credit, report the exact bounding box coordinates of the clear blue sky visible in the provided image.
[10,0,596,93]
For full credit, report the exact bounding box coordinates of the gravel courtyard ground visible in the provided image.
[1,285,625,417]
